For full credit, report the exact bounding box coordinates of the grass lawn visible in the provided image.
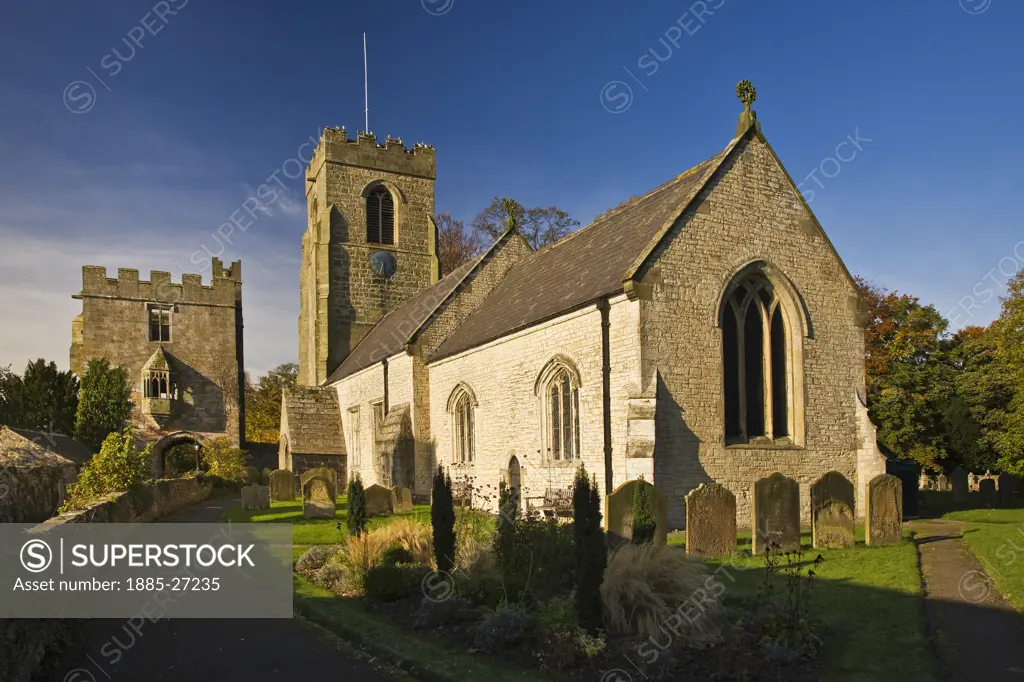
[223,496,431,560]
[942,506,1024,524]
[688,528,937,682]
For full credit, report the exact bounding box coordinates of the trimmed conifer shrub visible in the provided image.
[631,478,656,544]
[347,477,368,538]
[572,465,606,633]
[432,464,456,574]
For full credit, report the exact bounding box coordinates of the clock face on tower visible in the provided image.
[369,250,397,278]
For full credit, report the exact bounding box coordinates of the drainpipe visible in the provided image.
[382,358,389,415]
[598,299,613,494]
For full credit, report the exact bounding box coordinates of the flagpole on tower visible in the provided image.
[363,32,370,134]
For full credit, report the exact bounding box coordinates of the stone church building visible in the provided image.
[280,92,887,526]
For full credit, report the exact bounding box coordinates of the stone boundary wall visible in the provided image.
[1,476,216,682]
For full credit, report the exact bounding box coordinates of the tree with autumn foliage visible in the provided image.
[856,276,954,470]
[471,197,579,250]
[990,270,1024,476]
[244,363,298,443]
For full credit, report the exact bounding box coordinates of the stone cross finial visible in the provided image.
[735,80,760,136]
[736,80,756,110]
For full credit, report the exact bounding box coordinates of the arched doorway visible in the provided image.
[508,456,522,511]
[152,431,208,478]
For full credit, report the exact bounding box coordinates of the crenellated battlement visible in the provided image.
[75,258,242,307]
[309,126,436,179]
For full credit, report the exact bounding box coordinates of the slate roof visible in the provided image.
[377,403,412,446]
[281,387,346,455]
[430,148,730,360]
[0,426,87,468]
[327,254,484,383]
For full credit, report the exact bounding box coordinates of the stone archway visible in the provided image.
[152,431,209,478]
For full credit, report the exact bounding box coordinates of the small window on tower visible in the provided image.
[148,305,171,342]
[366,187,395,245]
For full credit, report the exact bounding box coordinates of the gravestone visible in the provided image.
[866,474,902,546]
[685,483,736,557]
[979,478,998,509]
[269,469,296,502]
[604,479,669,546]
[303,476,336,519]
[241,484,270,510]
[300,467,337,502]
[998,473,1015,507]
[364,483,394,517]
[392,486,413,513]
[951,468,969,508]
[810,471,855,549]
[751,473,800,554]
[936,474,948,492]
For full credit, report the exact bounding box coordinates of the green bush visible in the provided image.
[60,425,151,512]
[473,605,528,653]
[431,465,456,574]
[74,358,133,452]
[347,477,368,537]
[201,438,247,483]
[632,478,656,544]
[243,466,261,485]
[365,563,429,602]
[382,546,414,567]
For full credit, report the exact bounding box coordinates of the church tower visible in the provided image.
[298,129,440,386]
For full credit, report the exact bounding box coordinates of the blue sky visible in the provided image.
[0,0,1020,376]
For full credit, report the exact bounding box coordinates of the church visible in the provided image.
[279,85,887,527]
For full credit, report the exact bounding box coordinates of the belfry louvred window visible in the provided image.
[366,187,395,245]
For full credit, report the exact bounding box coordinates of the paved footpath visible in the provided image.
[45,497,399,682]
[910,519,1024,682]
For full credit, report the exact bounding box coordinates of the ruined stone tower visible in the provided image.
[298,129,439,386]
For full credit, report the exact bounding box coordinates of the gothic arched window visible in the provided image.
[448,384,476,464]
[537,358,581,461]
[721,269,802,445]
[366,186,395,245]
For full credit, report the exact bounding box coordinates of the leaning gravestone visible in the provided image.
[866,474,902,546]
[951,468,969,508]
[751,473,800,555]
[936,473,948,492]
[300,467,337,502]
[241,484,270,510]
[269,469,296,501]
[364,483,394,517]
[604,479,669,546]
[997,473,1015,507]
[303,476,336,519]
[685,483,736,557]
[979,478,998,509]
[810,471,855,549]
[392,486,413,513]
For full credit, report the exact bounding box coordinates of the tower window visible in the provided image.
[366,187,395,245]
[149,305,171,342]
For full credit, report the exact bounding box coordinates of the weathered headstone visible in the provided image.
[685,483,736,557]
[866,474,902,546]
[998,473,1016,508]
[303,476,336,519]
[241,484,270,510]
[269,469,296,502]
[951,468,969,508]
[392,486,413,513]
[936,474,948,492]
[979,478,998,509]
[300,467,337,502]
[364,483,394,517]
[810,471,855,549]
[604,479,669,546]
[751,473,801,554]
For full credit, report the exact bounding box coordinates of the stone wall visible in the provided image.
[69,258,244,447]
[300,129,438,386]
[639,135,866,526]
[1,476,215,681]
[334,358,388,486]
[425,296,641,512]
[0,464,76,523]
